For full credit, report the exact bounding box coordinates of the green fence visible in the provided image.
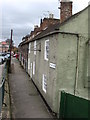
[0,59,10,113]
[59,91,90,119]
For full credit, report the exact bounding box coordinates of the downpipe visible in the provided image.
[74,35,79,95]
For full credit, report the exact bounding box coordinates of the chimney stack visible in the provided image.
[60,0,72,23]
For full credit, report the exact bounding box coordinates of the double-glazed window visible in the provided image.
[44,40,49,61]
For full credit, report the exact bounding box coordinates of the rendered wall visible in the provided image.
[28,33,78,114]
[28,34,58,112]
[59,7,89,100]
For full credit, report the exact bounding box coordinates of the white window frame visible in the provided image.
[33,61,35,75]
[44,39,49,61]
[42,74,47,93]
[30,63,32,78]
[28,58,30,70]
[34,41,36,55]
[29,43,31,53]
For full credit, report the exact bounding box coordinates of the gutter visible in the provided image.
[26,31,79,43]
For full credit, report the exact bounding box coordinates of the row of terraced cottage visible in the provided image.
[18,0,90,117]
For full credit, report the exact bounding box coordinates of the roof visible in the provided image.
[0,41,8,45]
[26,22,60,43]
[19,5,89,46]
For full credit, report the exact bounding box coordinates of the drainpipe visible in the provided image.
[74,35,79,95]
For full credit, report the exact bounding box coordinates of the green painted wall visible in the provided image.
[57,6,89,117]
[59,6,89,99]
[27,6,89,116]
[55,33,78,114]
[60,7,88,37]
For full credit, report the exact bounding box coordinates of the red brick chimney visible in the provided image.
[60,0,72,23]
[40,17,60,30]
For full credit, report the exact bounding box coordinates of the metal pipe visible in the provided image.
[74,35,79,95]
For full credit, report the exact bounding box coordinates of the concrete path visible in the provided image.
[9,58,53,118]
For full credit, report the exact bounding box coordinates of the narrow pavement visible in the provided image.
[9,58,53,118]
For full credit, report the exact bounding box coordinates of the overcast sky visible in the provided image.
[0,0,90,46]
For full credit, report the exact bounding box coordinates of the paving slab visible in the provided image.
[9,58,53,118]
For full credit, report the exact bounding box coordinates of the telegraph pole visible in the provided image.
[10,29,13,72]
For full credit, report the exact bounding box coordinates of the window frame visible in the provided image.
[29,43,31,53]
[33,61,35,75]
[42,74,47,93]
[34,41,36,55]
[44,39,49,61]
[28,58,30,70]
[30,62,32,78]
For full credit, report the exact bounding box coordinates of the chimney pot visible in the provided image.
[49,13,54,19]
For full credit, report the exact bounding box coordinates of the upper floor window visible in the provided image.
[34,41,36,55]
[28,58,30,70]
[44,40,49,61]
[29,43,31,53]
[33,61,35,75]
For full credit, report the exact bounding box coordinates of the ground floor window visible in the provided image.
[42,74,47,93]
[30,63,32,78]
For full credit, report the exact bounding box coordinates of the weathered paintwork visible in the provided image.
[59,7,89,95]
[28,33,78,114]
[28,6,89,116]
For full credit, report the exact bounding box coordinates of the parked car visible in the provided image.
[6,52,10,59]
[0,52,10,64]
[4,52,10,59]
[0,57,3,64]
[13,54,17,57]
[0,53,5,63]
[13,53,19,59]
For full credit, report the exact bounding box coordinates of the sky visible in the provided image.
[0,0,90,46]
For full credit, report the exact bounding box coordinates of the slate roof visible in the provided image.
[27,23,60,42]
[19,5,89,46]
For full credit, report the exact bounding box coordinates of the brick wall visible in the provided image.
[60,0,72,23]
[40,18,60,30]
